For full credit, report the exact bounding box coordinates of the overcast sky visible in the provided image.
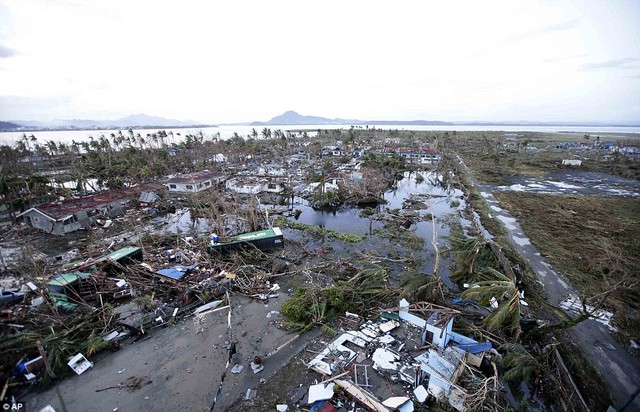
[1,0,639,123]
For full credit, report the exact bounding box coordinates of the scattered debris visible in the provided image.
[95,375,153,392]
[67,353,93,375]
[308,382,335,404]
[231,364,244,374]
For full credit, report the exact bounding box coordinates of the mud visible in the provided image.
[23,294,313,412]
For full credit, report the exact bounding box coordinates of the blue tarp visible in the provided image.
[309,401,328,412]
[155,264,195,280]
[454,341,492,353]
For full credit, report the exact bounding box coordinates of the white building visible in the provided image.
[166,171,226,193]
[226,177,285,194]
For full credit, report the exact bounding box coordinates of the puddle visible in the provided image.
[489,171,640,197]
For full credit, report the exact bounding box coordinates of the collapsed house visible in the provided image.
[16,190,131,235]
[226,176,286,194]
[307,299,493,412]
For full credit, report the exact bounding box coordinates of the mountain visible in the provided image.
[6,114,212,131]
[110,113,199,128]
[251,111,452,126]
[252,111,346,126]
[0,121,21,131]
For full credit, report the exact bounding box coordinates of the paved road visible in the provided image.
[457,155,640,410]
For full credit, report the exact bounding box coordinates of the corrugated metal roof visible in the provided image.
[138,192,160,203]
[96,246,141,263]
[48,272,92,286]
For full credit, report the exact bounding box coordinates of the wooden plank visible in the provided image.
[334,379,390,412]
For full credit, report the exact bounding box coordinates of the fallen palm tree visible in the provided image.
[281,264,398,333]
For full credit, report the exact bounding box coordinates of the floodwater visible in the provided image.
[277,171,464,287]
[147,171,464,287]
[487,171,640,197]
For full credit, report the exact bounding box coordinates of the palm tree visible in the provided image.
[400,272,443,304]
[462,268,522,338]
[45,140,58,157]
[499,343,543,398]
[450,233,499,283]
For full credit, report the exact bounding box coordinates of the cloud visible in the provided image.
[510,19,580,41]
[579,58,638,71]
[544,54,587,63]
[0,44,17,58]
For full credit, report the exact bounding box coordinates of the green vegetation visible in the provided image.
[462,268,522,338]
[449,232,499,282]
[281,265,396,332]
[361,153,407,180]
[0,309,113,386]
[494,192,640,340]
[499,343,541,383]
[274,216,363,243]
[400,271,443,304]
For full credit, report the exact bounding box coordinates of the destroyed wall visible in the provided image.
[74,198,128,226]
[18,209,81,235]
[226,178,285,194]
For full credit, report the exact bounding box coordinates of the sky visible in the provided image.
[0,0,639,124]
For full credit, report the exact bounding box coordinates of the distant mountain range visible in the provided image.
[0,114,214,132]
[2,111,638,132]
[248,111,640,127]
[0,121,20,131]
[250,111,452,126]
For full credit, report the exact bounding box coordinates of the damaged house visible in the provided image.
[16,190,131,235]
[226,176,286,194]
[166,171,226,194]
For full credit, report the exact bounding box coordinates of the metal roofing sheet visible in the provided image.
[138,192,159,203]
[48,272,92,286]
[96,246,141,263]
[454,342,492,353]
[155,264,194,280]
[232,227,278,241]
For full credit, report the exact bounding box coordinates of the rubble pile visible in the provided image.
[299,299,504,412]
[0,227,293,399]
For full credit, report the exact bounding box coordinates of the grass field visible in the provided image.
[493,192,640,340]
[453,131,640,184]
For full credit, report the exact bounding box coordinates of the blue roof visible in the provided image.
[454,342,492,353]
[155,265,194,280]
